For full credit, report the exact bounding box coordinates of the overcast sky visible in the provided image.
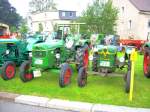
[9,0,93,17]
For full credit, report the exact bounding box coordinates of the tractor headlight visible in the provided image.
[119,57,125,63]
[6,50,10,54]
[93,47,98,52]
[56,53,60,59]
[29,52,32,57]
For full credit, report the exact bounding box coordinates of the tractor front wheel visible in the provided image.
[92,53,99,72]
[59,63,72,88]
[143,52,150,78]
[125,70,131,93]
[20,61,34,82]
[1,61,16,80]
[78,67,87,87]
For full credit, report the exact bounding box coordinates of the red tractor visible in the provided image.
[143,32,150,78]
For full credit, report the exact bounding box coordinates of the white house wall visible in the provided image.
[29,11,72,32]
[113,0,150,40]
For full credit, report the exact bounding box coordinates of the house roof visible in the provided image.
[130,0,150,12]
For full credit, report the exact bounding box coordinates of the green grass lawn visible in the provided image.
[0,55,150,108]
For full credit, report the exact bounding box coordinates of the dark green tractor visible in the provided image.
[19,31,90,88]
[0,34,44,80]
[77,44,134,93]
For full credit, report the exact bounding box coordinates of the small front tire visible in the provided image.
[125,71,131,93]
[20,61,34,82]
[59,63,72,88]
[1,61,16,80]
[78,67,87,87]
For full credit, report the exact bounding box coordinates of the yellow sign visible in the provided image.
[130,48,137,61]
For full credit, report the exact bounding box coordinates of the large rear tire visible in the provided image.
[76,46,89,71]
[20,61,34,82]
[59,63,72,88]
[1,61,16,80]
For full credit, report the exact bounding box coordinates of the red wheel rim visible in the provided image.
[64,68,71,85]
[83,49,89,68]
[24,64,32,80]
[25,73,33,80]
[6,64,15,79]
[144,53,150,74]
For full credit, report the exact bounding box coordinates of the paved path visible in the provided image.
[0,100,72,112]
[0,92,150,112]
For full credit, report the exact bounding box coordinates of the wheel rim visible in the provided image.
[144,53,150,74]
[64,68,71,85]
[83,49,89,68]
[6,64,15,79]
[24,64,32,80]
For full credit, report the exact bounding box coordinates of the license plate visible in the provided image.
[33,70,41,77]
[35,59,43,65]
[100,61,110,67]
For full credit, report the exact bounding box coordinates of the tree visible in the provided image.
[77,0,118,34]
[19,19,29,35]
[0,0,22,28]
[29,0,57,13]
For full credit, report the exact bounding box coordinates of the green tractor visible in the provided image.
[19,30,90,87]
[0,34,44,80]
[77,44,134,93]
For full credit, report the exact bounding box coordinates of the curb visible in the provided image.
[0,92,150,112]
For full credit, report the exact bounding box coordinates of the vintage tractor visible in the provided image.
[143,32,150,78]
[77,44,134,93]
[19,30,90,88]
[143,42,150,78]
[0,34,44,80]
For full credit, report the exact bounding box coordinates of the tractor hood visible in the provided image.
[33,39,64,50]
[94,45,117,53]
[26,37,43,51]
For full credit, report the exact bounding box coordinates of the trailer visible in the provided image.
[119,39,146,50]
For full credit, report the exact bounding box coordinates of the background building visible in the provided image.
[113,0,150,40]
[27,10,77,32]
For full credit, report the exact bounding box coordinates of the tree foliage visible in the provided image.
[29,0,57,13]
[19,19,29,35]
[78,0,118,34]
[0,0,22,28]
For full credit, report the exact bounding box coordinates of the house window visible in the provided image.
[121,6,124,13]
[62,12,65,17]
[128,20,132,29]
[148,20,150,28]
[69,12,73,17]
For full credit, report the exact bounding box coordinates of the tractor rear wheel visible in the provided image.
[143,51,150,78]
[20,61,34,82]
[59,63,72,88]
[92,53,99,72]
[76,46,89,71]
[125,70,131,93]
[1,61,16,80]
[78,67,87,87]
